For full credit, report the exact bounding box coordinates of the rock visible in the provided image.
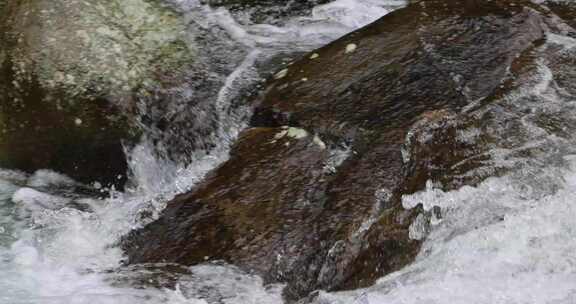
[0,0,197,187]
[123,126,330,266]
[123,0,568,302]
[251,0,546,135]
[545,0,576,30]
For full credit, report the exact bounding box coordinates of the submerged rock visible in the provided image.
[123,0,572,302]
[0,0,197,187]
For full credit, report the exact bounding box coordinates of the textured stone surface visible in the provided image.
[0,0,197,186]
[123,0,570,302]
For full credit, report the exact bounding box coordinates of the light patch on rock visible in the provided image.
[345,43,357,54]
[313,135,326,149]
[274,130,288,141]
[273,127,309,142]
[74,118,83,126]
[285,127,308,139]
[274,68,289,80]
[310,53,320,59]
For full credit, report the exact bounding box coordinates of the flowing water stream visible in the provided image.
[2,1,576,303]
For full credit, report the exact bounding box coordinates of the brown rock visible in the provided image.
[545,0,576,30]
[123,0,570,302]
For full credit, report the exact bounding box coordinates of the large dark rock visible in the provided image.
[0,0,210,187]
[251,0,546,134]
[123,0,571,301]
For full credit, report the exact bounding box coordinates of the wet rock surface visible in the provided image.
[0,0,248,187]
[251,0,546,134]
[0,0,199,187]
[122,0,572,302]
[0,64,133,188]
[545,0,576,30]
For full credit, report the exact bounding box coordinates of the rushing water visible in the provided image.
[0,1,406,303]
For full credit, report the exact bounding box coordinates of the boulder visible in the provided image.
[0,0,198,187]
[251,0,546,134]
[123,0,567,301]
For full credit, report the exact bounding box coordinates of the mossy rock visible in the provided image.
[0,0,197,187]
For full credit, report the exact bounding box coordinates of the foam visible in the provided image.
[312,163,576,304]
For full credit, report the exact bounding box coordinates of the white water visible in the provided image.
[0,1,405,303]
[313,167,576,303]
